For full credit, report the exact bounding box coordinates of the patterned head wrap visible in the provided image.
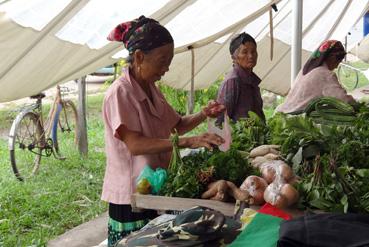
[302,40,346,75]
[107,15,173,54]
[229,32,256,55]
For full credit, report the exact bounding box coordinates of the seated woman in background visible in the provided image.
[276,40,356,114]
[216,32,265,125]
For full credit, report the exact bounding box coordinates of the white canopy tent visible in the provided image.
[0,0,368,103]
[350,34,369,62]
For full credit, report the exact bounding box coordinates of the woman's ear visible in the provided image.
[133,49,145,65]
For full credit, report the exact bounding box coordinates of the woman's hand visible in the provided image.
[181,133,225,150]
[202,100,225,118]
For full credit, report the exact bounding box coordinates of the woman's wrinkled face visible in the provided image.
[234,42,258,71]
[137,43,174,84]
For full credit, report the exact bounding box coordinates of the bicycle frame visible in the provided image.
[8,86,65,158]
[8,85,78,180]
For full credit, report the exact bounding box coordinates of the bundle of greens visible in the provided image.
[230,111,269,152]
[296,154,369,214]
[304,96,356,125]
[160,136,257,198]
[160,132,210,198]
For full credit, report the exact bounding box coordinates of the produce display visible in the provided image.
[159,136,258,200]
[145,97,369,214]
[270,97,369,213]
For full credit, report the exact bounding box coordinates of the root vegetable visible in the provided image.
[240,176,267,191]
[287,176,300,185]
[268,148,280,155]
[251,156,269,168]
[226,181,251,202]
[263,153,280,160]
[264,184,289,208]
[201,180,229,202]
[260,160,294,184]
[250,145,280,158]
[261,166,276,184]
[280,184,299,206]
[250,189,265,205]
[240,176,268,205]
[278,164,294,182]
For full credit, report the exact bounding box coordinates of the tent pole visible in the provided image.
[291,0,303,86]
[77,76,88,157]
[187,47,195,115]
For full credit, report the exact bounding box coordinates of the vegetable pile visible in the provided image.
[156,97,369,214]
[269,97,369,213]
[159,132,258,199]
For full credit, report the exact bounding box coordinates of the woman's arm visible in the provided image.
[175,111,206,135]
[323,73,356,103]
[174,101,225,135]
[116,124,224,155]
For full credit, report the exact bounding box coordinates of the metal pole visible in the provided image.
[291,0,303,85]
[187,47,195,115]
[77,76,88,157]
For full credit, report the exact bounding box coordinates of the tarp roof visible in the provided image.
[0,0,368,103]
[350,34,369,62]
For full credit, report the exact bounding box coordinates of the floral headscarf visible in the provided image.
[107,15,173,54]
[302,40,346,75]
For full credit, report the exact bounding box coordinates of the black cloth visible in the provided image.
[277,213,369,247]
[109,203,158,223]
[122,206,242,247]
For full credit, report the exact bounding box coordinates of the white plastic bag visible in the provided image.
[207,113,231,151]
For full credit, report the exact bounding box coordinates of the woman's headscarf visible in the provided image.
[107,15,173,54]
[229,32,256,55]
[302,40,346,75]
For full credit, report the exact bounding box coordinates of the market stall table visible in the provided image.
[131,193,306,218]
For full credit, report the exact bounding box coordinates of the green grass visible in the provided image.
[0,94,107,247]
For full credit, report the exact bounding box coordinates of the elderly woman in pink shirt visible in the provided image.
[102,16,225,246]
[276,40,355,114]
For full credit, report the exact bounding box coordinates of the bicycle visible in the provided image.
[337,62,361,91]
[8,85,78,181]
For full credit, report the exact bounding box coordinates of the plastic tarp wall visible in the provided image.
[0,0,368,102]
[350,34,369,62]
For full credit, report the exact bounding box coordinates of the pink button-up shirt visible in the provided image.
[276,64,353,113]
[101,67,180,205]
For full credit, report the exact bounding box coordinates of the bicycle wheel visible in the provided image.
[52,100,78,155]
[9,112,43,181]
[337,64,359,91]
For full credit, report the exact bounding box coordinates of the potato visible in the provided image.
[277,163,294,182]
[264,184,289,209]
[261,165,276,184]
[287,176,301,185]
[240,176,268,205]
[240,175,268,191]
[280,184,299,206]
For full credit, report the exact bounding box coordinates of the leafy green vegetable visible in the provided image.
[230,112,269,152]
[161,147,257,198]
